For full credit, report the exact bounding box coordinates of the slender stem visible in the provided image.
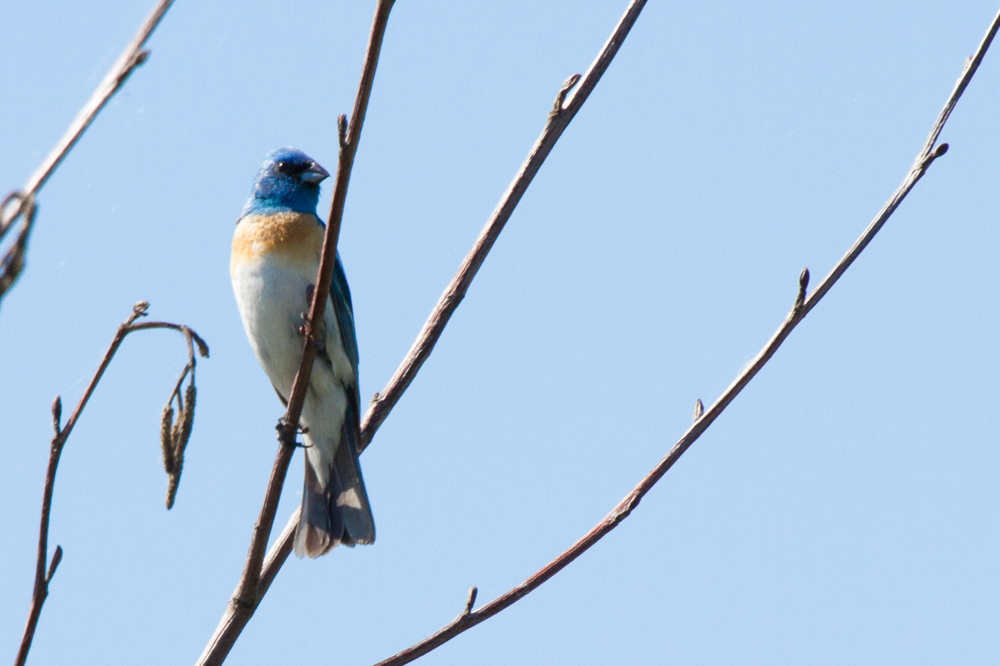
[258,507,300,597]
[195,4,397,665]
[803,6,1000,316]
[366,9,1000,666]
[0,0,174,229]
[15,303,206,666]
[14,426,64,666]
[256,0,650,596]
[55,306,149,442]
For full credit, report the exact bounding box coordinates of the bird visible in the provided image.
[230,146,375,557]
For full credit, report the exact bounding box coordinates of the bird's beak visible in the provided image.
[300,162,330,184]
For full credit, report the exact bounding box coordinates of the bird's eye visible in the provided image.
[276,160,307,176]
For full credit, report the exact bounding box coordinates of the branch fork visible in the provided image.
[460,586,478,619]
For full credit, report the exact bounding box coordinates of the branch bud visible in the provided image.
[51,395,62,433]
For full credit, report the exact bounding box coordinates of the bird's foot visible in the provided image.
[275,418,310,448]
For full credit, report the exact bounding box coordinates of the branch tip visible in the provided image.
[463,586,478,616]
[129,301,150,326]
[51,396,62,434]
[794,268,810,314]
[191,331,210,358]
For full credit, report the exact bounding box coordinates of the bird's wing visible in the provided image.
[326,253,375,544]
[329,253,359,374]
[324,253,362,422]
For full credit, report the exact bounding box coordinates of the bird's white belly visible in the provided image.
[233,256,313,398]
[232,255,355,471]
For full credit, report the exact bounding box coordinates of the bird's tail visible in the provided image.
[293,424,375,558]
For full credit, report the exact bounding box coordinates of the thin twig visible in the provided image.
[257,0,651,599]
[0,0,173,231]
[135,320,208,509]
[15,301,207,666]
[195,3,397,665]
[0,0,173,310]
[365,9,1000,666]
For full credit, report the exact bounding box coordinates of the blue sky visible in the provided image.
[2,1,999,664]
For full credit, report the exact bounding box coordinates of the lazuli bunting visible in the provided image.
[231,147,374,557]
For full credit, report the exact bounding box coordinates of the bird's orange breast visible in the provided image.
[231,212,325,273]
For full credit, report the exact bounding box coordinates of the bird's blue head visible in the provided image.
[240,147,330,219]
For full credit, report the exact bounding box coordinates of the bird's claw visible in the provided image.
[275,419,310,447]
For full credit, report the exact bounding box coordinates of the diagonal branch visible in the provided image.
[0,0,174,309]
[15,301,207,666]
[358,0,649,451]
[0,0,173,229]
[803,7,1000,315]
[195,3,397,665]
[366,8,1000,666]
[256,0,652,600]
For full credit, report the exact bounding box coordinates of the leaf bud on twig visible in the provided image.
[51,396,62,434]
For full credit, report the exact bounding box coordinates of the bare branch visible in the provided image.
[257,507,299,598]
[359,0,650,451]
[251,0,651,624]
[364,9,1000,666]
[15,434,64,666]
[0,0,173,309]
[1,0,173,228]
[802,7,999,317]
[195,3,397,665]
[15,301,206,666]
